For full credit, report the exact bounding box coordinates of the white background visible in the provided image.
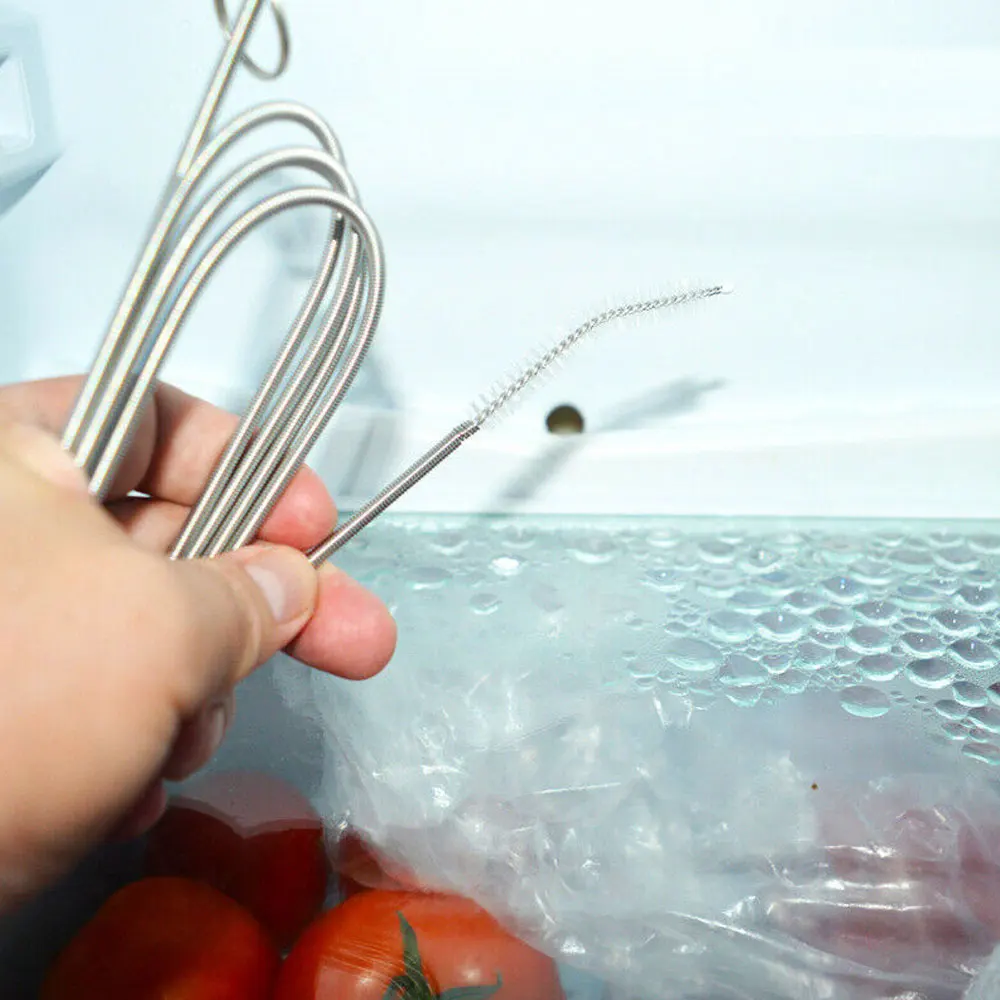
[2,1,999,517]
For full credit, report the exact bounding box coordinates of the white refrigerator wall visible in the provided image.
[1,1,999,517]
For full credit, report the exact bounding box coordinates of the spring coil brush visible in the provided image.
[61,0,729,565]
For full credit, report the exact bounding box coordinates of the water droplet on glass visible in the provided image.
[740,548,781,573]
[663,619,692,636]
[970,533,1000,554]
[726,688,763,708]
[901,632,945,657]
[820,534,861,564]
[763,651,794,675]
[892,548,933,571]
[897,584,938,609]
[931,609,980,638]
[968,706,1000,733]
[409,566,451,590]
[950,638,998,671]
[774,668,809,694]
[821,576,867,605]
[695,569,742,598]
[849,560,895,587]
[428,530,468,554]
[470,592,501,615]
[627,661,658,682]
[941,721,968,741]
[859,653,902,682]
[730,590,773,613]
[663,637,723,674]
[856,600,899,624]
[717,653,767,688]
[928,575,961,596]
[688,687,720,711]
[644,568,686,594]
[905,657,955,690]
[758,569,799,594]
[936,545,979,571]
[963,742,1000,766]
[934,699,967,721]
[698,538,738,563]
[648,529,682,549]
[953,681,988,707]
[811,629,845,649]
[929,529,962,547]
[836,645,859,664]
[786,589,826,613]
[569,537,617,565]
[899,616,931,632]
[673,550,702,573]
[490,555,523,578]
[989,683,1000,707]
[757,611,808,642]
[797,641,834,671]
[957,585,999,611]
[500,526,537,549]
[840,686,892,719]
[874,529,906,548]
[708,610,755,642]
[774,530,808,548]
[848,626,892,653]
[812,606,855,631]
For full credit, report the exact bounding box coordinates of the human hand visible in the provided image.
[0,377,396,911]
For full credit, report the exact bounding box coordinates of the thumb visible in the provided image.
[168,544,319,693]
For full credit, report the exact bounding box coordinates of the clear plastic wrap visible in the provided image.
[274,517,1000,999]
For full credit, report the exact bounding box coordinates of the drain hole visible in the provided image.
[546,404,585,435]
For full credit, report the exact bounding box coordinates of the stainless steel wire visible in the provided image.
[62,0,729,567]
[61,0,384,566]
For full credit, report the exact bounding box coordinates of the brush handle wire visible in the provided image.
[62,0,730,565]
[309,284,730,562]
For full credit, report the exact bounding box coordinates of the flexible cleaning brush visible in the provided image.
[308,283,731,563]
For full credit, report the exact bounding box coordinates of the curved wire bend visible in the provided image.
[214,0,289,80]
[61,0,384,563]
[63,0,730,567]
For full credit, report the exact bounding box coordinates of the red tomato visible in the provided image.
[275,890,565,1000]
[42,877,279,1000]
[958,821,1000,935]
[145,770,328,950]
[794,799,999,971]
[333,830,422,898]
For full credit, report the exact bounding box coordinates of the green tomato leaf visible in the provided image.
[382,972,435,1000]
[438,973,504,1000]
[398,911,427,982]
[383,912,437,1000]
[381,976,410,1000]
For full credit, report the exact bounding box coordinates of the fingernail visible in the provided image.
[241,546,317,625]
[206,702,228,757]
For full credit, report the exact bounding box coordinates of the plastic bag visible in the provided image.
[274,517,1000,999]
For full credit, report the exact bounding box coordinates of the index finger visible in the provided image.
[0,376,338,549]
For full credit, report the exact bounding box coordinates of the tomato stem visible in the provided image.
[379,913,503,1000]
